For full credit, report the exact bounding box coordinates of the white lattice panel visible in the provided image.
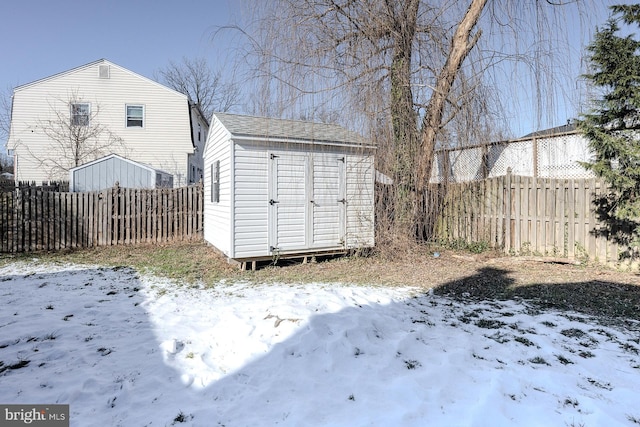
[537,134,595,179]
[430,132,596,182]
[487,141,534,178]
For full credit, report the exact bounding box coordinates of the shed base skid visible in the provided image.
[230,249,352,271]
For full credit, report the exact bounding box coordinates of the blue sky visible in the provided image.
[0,0,237,89]
[0,0,623,146]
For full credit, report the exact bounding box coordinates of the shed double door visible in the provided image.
[268,151,346,253]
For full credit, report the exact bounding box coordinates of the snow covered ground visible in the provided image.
[1,260,639,427]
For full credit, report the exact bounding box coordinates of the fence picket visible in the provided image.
[0,184,203,253]
[429,174,624,265]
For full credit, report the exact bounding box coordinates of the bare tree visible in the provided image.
[0,86,14,174]
[18,92,127,180]
[155,57,240,119]
[0,86,11,143]
[239,0,590,244]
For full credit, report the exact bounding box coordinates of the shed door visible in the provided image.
[269,152,307,252]
[311,154,346,247]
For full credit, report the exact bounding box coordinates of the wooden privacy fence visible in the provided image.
[430,170,623,264]
[0,184,203,253]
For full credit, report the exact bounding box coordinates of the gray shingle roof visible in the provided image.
[212,113,371,147]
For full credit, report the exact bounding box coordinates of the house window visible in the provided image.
[126,105,144,127]
[71,103,90,126]
[211,160,220,203]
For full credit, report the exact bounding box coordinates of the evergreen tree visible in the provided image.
[579,4,640,256]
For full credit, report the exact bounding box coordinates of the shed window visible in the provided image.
[71,103,90,126]
[211,160,220,203]
[126,105,144,127]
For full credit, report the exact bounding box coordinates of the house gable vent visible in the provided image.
[99,65,110,79]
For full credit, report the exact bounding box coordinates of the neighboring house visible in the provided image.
[187,102,209,184]
[69,154,173,192]
[7,59,205,186]
[203,113,376,265]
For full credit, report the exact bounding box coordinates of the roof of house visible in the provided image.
[521,122,577,139]
[212,113,373,148]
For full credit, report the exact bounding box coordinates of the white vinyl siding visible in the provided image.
[269,151,308,252]
[8,60,193,184]
[311,153,345,248]
[233,143,269,258]
[203,119,232,255]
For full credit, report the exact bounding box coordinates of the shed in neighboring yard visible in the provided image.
[204,113,376,267]
[69,154,173,192]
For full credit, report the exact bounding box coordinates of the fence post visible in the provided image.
[504,168,512,254]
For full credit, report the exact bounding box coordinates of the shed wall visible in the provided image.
[233,142,269,258]
[71,156,154,191]
[203,120,232,256]
[230,141,375,259]
[310,152,345,248]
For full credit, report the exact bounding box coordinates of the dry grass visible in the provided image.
[2,240,640,321]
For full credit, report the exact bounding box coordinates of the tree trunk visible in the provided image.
[417,0,487,191]
[389,0,420,238]
[415,0,487,240]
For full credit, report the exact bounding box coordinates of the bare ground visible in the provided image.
[2,241,640,322]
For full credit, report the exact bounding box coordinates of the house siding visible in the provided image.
[188,104,209,184]
[8,60,193,184]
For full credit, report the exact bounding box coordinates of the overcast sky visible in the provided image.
[0,0,623,148]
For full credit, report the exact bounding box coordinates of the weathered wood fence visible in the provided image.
[431,170,624,264]
[0,184,203,253]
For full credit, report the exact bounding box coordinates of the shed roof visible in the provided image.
[69,154,171,175]
[212,113,373,148]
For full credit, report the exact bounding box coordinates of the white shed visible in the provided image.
[69,154,173,192]
[204,113,376,265]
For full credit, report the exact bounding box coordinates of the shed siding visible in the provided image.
[311,152,345,248]
[270,150,308,252]
[71,156,154,191]
[203,120,232,255]
[8,60,193,184]
[233,142,269,258]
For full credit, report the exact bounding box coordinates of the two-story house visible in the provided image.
[7,59,209,186]
[188,102,208,184]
